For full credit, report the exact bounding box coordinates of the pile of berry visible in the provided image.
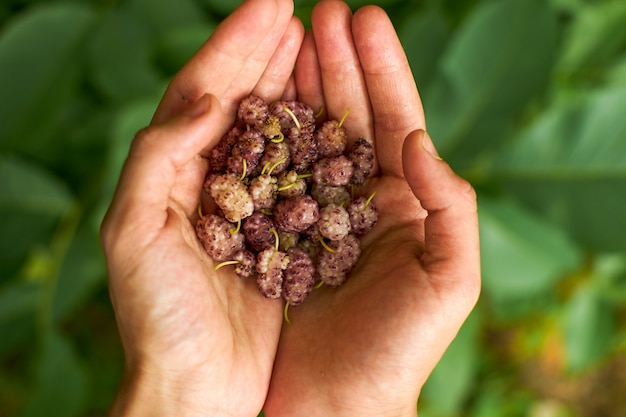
[196,95,378,309]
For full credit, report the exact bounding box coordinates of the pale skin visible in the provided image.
[100,1,481,417]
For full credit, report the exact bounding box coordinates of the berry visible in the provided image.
[207,173,254,223]
[348,137,375,185]
[238,95,269,129]
[248,174,278,211]
[282,247,315,306]
[318,204,351,241]
[209,127,240,173]
[287,121,318,172]
[311,183,350,207]
[347,195,378,235]
[312,155,354,186]
[227,128,265,178]
[271,100,315,134]
[315,119,348,158]
[256,247,289,299]
[233,250,256,279]
[259,141,290,176]
[317,234,361,287]
[242,212,276,252]
[277,170,307,199]
[274,195,320,233]
[262,115,283,140]
[196,214,245,262]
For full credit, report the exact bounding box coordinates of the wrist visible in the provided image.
[109,365,233,417]
[263,389,418,417]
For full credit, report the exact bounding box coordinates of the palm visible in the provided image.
[105,131,284,415]
[267,179,444,412]
[142,208,283,413]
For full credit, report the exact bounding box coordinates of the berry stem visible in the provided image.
[315,106,325,119]
[270,132,285,143]
[214,260,240,271]
[314,280,325,290]
[270,227,280,252]
[197,202,204,219]
[297,173,313,179]
[283,301,292,325]
[277,182,297,192]
[338,108,350,128]
[239,158,248,181]
[268,157,288,176]
[230,219,242,235]
[261,161,272,175]
[282,106,301,132]
[366,191,377,207]
[318,235,336,254]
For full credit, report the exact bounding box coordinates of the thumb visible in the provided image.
[102,94,227,249]
[402,130,480,300]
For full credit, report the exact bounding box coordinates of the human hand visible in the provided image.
[100,1,303,416]
[263,2,481,416]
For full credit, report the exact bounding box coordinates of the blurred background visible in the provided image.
[1,0,625,416]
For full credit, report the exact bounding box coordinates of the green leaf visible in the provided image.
[399,7,450,91]
[125,0,209,35]
[199,0,242,17]
[0,281,39,328]
[156,24,216,75]
[86,9,163,102]
[52,214,106,322]
[0,156,73,214]
[424,0,558,168]
[606,52,626,86]
[479,198,580,302]
[421,310,480,416]
[495,87,626,251]
[0,156,74,278]
[0,280,39,354]
[557,1,626,75]
[563,284,614,372]
[22,330,87,417]
[0,3,94,150]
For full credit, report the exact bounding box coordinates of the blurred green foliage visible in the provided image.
[1,0,626,416]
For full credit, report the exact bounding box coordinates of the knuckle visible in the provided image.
[129,125,158,155]
[456,177,478,212]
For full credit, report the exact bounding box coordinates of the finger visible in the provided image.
[103,95,226,248]
[152,0,294,123]
[294,31,325,113]
[311,0,373,146]
[402,130,480,300]
[353,6,425,178]
[252,16,304,102]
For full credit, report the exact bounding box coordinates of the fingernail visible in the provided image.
[184,94,212,118]
[419,130,443,160]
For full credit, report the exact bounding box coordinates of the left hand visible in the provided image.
[101,1,303,416]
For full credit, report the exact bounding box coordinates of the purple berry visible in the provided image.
[317,234,361,287]
[312,156,354,186]
[283,247,315,306]
[273,195,320,233]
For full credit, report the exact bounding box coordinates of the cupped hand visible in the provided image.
[264,2,481,416]
[100,1,303,416]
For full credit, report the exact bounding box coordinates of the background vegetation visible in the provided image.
[1,0,625,416]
